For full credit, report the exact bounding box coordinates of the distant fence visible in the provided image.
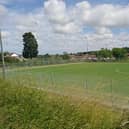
[0,60,74,69]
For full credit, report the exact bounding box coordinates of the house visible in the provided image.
[69,54,98,61]
[5,53,24,62]
[11,53,19,58]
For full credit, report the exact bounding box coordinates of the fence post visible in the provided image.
[51,72,55,88]
[110,80,114,108]
[84,80,88,92]
[0,30,6,79]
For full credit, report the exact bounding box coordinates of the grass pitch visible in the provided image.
[5,62,129,98]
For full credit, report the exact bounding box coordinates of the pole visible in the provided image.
[86,38,88,54]
[85,36,88,60]
[110,80,113,108]
[0,30,6,79]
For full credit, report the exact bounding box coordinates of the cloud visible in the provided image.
[95,27,111,34]
[44,0,69,24]
[53,22,81,34]
[0,5,8,17]
[75,2,129,28]
[44,0,129,34]
[2,31,10,38]
[0,4,8,27]
[1,0,129,54]
[44,0,80,34]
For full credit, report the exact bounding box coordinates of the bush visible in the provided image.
[112,48,128,60]
[4,56,20,63]
[96,48,112,58]
[62,52,70,60]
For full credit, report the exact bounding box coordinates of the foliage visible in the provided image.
[112,48,128,60]
[0,79,122,129]
[62,52,70,60]
[123,47,129,53]
[4,56,20,63]
[22,32,38,59]
[43,53,51,58]
[0,52,10,61]
[96,48,112,58]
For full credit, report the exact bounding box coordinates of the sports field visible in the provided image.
[5,62,129,99]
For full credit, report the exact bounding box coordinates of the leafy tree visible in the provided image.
[97,48,112,58]
[44,53,51,58]
[0,52,10,61]
[22,32,38,59]
[62,52,70,60]
[112,48,128,60]
[123,47,129,53]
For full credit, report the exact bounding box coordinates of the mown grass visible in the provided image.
[0,78,128,129]
[5,62,129,97]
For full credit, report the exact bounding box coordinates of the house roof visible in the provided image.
[11,53,18,57]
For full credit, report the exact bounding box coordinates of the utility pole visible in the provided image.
[0,30,6,79]
[85,36,88,55]
[87,41,88,54]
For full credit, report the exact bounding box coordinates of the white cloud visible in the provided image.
[0,4,8,17]
[75,2,129,28]
[44,0,80,34]
[0,4,8,27]
[1,0,129,54]
[75,1,91,24]
[44,0,129,34]
[95,27,113,38]
[44,0,70,24]
[1,31,10,38]
[54,22,81,34]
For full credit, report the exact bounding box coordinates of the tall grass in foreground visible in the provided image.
[0,79,128,129]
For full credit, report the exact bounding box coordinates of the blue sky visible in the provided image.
[4,0,129,12]
[1,0,129,54]
[5,0,43,12]
[66,0,129,6]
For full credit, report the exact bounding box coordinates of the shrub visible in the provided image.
[4,56,20,63]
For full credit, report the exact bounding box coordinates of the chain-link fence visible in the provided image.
[1,64,129,110]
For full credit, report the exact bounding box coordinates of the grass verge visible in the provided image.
[0,79,128,129]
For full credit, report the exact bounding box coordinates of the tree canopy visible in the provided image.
[22,32,38,59]
[112,48,128,60]
[97,48,112,58]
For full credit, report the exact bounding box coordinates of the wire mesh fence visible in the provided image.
[1,65,129,110]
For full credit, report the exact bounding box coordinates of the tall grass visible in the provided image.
[0,78,127,129]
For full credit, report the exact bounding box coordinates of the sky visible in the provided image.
[0,0,129,54]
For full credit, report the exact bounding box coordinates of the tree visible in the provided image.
[0,52,9,61]
[22,32,38,59]
[62,52,70,60]
[123,47,129,53]
[112,48,128,60]
[97,48,112,58]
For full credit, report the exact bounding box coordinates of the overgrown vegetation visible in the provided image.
[0,78,128,129]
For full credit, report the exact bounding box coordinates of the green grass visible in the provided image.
[6,62,129,97]
[0,79,124,129]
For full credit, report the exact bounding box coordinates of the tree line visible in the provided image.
[0,32,129,61]
[96,47,129,60]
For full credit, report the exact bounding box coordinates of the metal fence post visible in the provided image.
[0,30,6,79]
